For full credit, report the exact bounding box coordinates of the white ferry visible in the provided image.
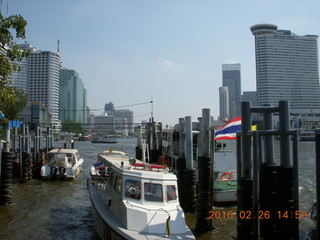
[88,149,195,240]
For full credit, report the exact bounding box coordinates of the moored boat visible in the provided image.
[91,139,118,144]
[299,130,315,141]
[41,148,84,180]
[88,149,195,240]
[213,142,237,205]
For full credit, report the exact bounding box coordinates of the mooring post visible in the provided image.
[179,118,185,157]
[185,116,193,170]
[241,101,252,178]
[137,125,142,149]
[201,109,210,157]
[279,101,290,166]
[315,129,320,239]
[135,125,143,160]
[252,130,260,239]
[13,127,18,151]
[263,104,274,165]
[197,117,203,157]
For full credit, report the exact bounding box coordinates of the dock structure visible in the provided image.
[0,124,54,191]
[315,130,320,239]
[136,108,215,232]
[237,100,299,240]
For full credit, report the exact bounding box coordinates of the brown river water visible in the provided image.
[0,138,317,239]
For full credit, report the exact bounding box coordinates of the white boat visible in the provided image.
[88,149,195,240]
[41,148,84,180]
[213,142,237,205]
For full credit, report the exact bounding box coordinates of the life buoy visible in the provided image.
[220,172,233,181]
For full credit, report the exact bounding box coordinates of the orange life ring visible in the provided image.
[220,172,233,181]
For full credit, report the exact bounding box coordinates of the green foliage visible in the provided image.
[62,120,84,135]
[0,87,28,120]
[0,12,30,104]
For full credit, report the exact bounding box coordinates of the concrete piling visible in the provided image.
[237,100,299,240]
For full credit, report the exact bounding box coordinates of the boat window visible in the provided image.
[144,183,163,202]
[166,185,177,201]
[109,172,116,188]
[114,176,122,195]
[125,180,141,200]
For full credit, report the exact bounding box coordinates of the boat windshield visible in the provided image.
[125,180,141,200]
[144,183,163,202]
[166,185,177,201]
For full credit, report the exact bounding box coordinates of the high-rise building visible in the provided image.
[114,109,134,135]
[11,44,36,93]
[59,68,87,124]
[104,102,115,116]
[222,63,241,119]
[219,86,229,121]
[13,44,60,126]
[242,91,257,106]
[102,102,134,135]
[250,24,320,122]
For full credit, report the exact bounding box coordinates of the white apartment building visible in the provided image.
[250,24,320,124]
[13,44,61,126]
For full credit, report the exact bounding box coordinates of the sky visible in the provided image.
[3,0,320,127]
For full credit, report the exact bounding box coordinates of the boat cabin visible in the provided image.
[92,152,187,234]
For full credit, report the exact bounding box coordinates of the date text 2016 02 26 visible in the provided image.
[208,210,308,220]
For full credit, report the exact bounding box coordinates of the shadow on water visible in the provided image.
[49,206,99,240]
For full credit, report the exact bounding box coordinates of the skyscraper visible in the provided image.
[59,68,87,124]
[13,44,61,126]
[219,86,229,121]
[222,63,241,119]
[250,24,320,121]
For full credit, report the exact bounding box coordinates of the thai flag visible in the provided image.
[93,161,105,170]
[214,117,242,140]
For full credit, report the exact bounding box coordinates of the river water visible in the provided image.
[0,138,317,239]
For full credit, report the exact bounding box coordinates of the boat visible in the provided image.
[40,148,84,180]
[91,138,118,144]
[299,130,315,141]
[212,142,237,205]
[161,127,237,205]
[87,149,195,240]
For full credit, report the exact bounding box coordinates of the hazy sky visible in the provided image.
[5,0,320,126]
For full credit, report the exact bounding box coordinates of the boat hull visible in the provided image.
[88,180,195,240]
[213,189,237,205]
[213,179,237,205]
[41,160,83,180]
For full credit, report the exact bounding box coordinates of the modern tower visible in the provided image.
[250,24,320,121]
[13,44,61,126]
[222,63,241,119]
[28,50,60,125]
[59,68,87,124]
[219,86,229,121]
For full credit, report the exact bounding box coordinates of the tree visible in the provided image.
[61,120,85,135]
[0,12,30,111]
[0,87,28,121]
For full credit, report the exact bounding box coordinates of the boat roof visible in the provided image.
[48,148,79,154]
[98,151,177,181]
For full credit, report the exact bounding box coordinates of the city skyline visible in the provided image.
[5,0,320,126]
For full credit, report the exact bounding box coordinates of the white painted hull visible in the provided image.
[213,189,237,204]
[41,163,83,180]
[88,180,195,240]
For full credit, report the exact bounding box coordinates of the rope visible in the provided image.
[300,201,316,223]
